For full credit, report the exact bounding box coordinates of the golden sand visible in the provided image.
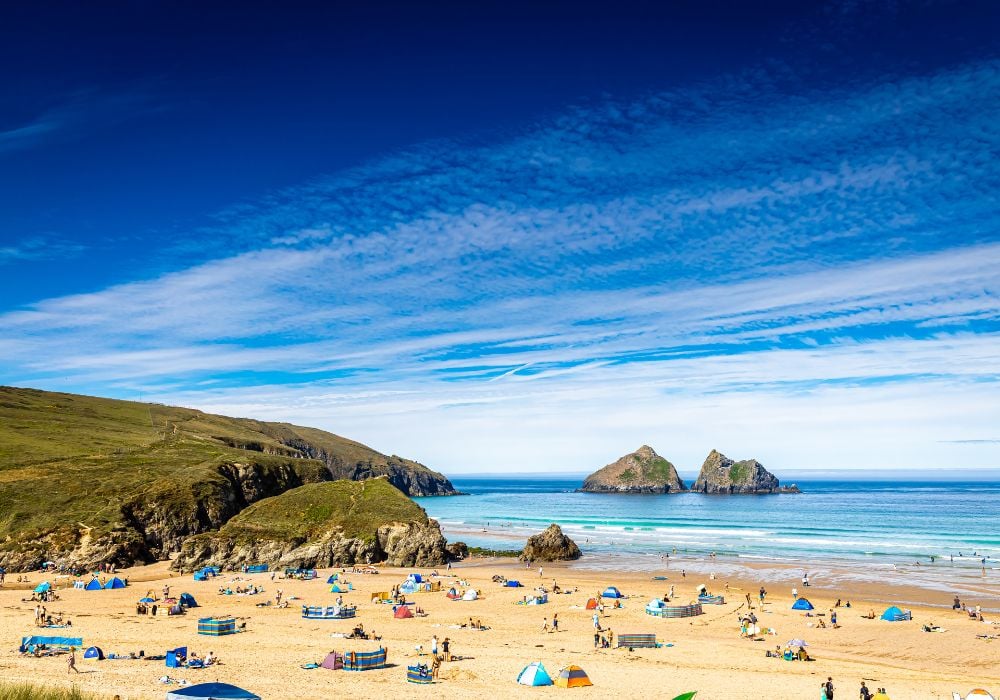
[2,559,998,699]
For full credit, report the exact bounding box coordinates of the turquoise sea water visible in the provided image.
[417,477,1000,597]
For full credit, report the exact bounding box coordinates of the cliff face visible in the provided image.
[172,479,448,570]
[520,524,581,562]
[580,445,686,494]
[691,449,800,494]
[0,386,458,572]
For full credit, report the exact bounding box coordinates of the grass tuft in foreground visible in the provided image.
[0,683,106,700]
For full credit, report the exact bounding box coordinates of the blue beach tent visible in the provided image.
[165,646,188,668]
[791,598,814,611]
[104,576,126,589]
[83,646,104,660]
[165,682,260,700]
[408,573,423,583]
[601,586,624,599]
[34,581,51,593]
[517,661,554,686]
[505,580,523,587]
[180,592,198,607]
[84,578,103,591]
[881,606,911,621]
[193,571,208,581]
[327,574,339,584]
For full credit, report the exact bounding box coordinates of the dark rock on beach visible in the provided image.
[520,523,582,562]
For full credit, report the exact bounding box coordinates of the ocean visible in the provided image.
[416,476,1000,599]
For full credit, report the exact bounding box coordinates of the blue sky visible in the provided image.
[1,1,999,473]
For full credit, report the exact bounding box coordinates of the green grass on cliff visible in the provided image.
[0,386,438,562]
[194,478,428,543]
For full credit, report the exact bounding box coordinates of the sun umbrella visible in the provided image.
[34,582,51,593]
[139,597,155,603]
[787,639,808,647]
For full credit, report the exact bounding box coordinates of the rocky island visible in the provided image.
[580,445,686,493]
[173,477,448,570]
[691,449,800,494]
[0,386,459,571]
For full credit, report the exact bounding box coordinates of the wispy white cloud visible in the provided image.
[1,59,999,471]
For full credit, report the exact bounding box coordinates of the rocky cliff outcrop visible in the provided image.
[519,524,581,562]
[691,449,800,494]
[0,386,459,571]
[172,478,449,570]
[580,445,686,493]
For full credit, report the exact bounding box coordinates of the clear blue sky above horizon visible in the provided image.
[2,1,998,473]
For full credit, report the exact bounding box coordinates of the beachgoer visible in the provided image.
[593,632,600,648]
[831,610,838,627]
[67,648,79,674]
[592,612,600,630]
[759,587,766,603]
[431,654,441,678]
[541,616,549,632]
[431,635,438,656]
[552,612,559,631]
[823,676,834,699]
[442,637,451,661]
[538,566,543,578]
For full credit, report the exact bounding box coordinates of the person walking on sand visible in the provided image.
[538,566,543,578]
[67,648,79,674]
[431,635,438,656]
[593,612,600,631]
[859,680,871,700]
[552,612,559,632]
[822,676,834,700]
[542,616,549,632]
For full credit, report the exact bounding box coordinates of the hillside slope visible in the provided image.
[0,386,457,570]
[174,478,448,569]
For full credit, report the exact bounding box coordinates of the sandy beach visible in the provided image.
[3,557,998,700]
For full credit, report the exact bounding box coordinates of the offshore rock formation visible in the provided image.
[172,478,449,570]
[691,449,800,494]
[520,523,582,562]
[580,445,686,494]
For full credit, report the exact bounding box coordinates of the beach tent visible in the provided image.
[963,690,997,700]
[140,597,155,603]
[327,574,339,584]
[330,583,352,593]
[321,652,342,670]
[881,606,911,621]
[585,598,599,610]
[646,599,667,615]
[462,589,478,601]
[553,665,593,688]
[670,693,698,700]
[165,646,187,668]
[84,578,103,591]
[394,605,414,619]
[601,587,624,599]
[193,571,208,581]
[104,576,126,589]
[408,573,423,583]
[34,581,51,593]
[180,593,198,607]
[400,580,418,594]
[505,580,523,587]
[165,682,261,700]
[83,646,104,660]
[517,662,554,686]
[245,564,267,574]
[791,598,814,611]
